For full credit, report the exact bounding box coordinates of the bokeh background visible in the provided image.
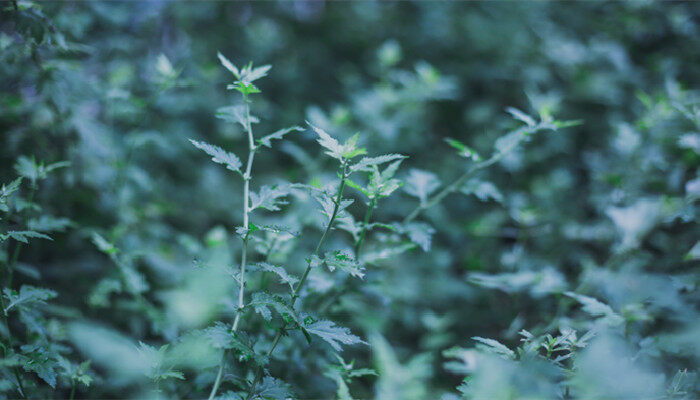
[1,1,698,399]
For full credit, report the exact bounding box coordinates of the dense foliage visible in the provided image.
[1,2,699,399]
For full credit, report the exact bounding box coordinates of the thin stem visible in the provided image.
[0,186,34,398]
[317,196,376,315]
[208,93,257,400]
[245,162,349,400]
[403,125,542,224]
[354,197,376,257]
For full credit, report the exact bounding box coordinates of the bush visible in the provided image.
[1,2,698,399]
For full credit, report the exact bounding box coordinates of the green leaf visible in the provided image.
[258,126,305,148]
[204,322,266,365]
[397,222,435,252]
[13,157,69,185]
[20,344,58,388]
[314,191,354,224]
[564,291,624,326]
[471,336,516,360]
[189,139,242,174]
[240,64,272,85]
[28,215,72,233]
[345,178,372,198]
[323,251,365,279]
[304,320,366,352]
[445,138,481,161]
[460,179,503,203]
[0,177,22,202]
[308,123,366,160]
[91,233,118,255]
[404,169,441,204]
[217,51,240,78]
[493,128,530,157]
[350,154,406,172]
[506,107,536,127]
[216,105,259,128]
[0,230,52,244]
[250,185,290,212]
[308,122,344,160]
[249,292,299,324]
[257,262,298,290]
[3,285,57,313]
[253,376,293,400]
[228,81,262,96]
[341,134,367,159]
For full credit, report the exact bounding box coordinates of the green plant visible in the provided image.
[1,158,92,399]
[2,2,698,399]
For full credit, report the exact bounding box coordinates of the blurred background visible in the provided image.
[1,1,698,399]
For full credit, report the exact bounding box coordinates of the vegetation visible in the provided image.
[1,2,698,399]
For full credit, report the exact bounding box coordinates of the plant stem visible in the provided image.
[354,197,376,257]
[403,125,543,224]
[0,185,34,398]
[208,93,257,400]
[317,196,376,315]
[245,162,349,400]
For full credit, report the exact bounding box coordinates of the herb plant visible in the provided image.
[1,2,698,400]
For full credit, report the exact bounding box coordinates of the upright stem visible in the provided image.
[245,162,348,400]
[0,186,34,398]
[317,196,376,315]
[208,93,256,400]
[403,125,540,224]
[354,197,376,257]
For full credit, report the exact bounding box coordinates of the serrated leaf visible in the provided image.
[14,157,69,185]
[0,177,22,200]
[314,192,354,224]
[20,344,58,388]
[308,122,344,160]
[204,322,266,365]
[258,126,304,148]
[241,64,272,85]
[308,123,366,160]
[404,169,441,204]
[189,139,242,174]
[341,134,367,159]
[3,285,57,313]
[397,222,435,252]
[460,179,503,203]
[564,291,623,326]
[216,105,259,128]
[257,262,298,290]
[304,320,366,352]
[351,154,406,172]
[217,52,240,78]
[345,179,372,198]
[472,336,516,360]
[253,376,292,400]
[250,185,290,212]
[323,251,365,279]
[249,292,299,324]
[0,230,52,244]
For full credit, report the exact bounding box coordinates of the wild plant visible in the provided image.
[186,54,413,399]
[1,158,91,399]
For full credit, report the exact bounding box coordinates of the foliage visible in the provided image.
[0,1,698,399]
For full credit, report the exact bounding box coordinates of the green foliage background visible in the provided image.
[1,1,698,399]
